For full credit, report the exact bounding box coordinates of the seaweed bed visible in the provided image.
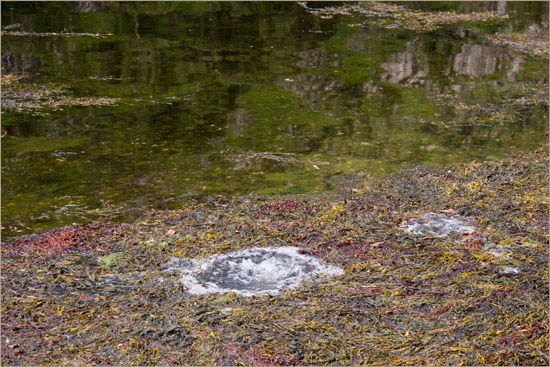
[2,145,548,366]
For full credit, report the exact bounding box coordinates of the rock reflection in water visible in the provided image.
[227,109,253,137]
[347,34,377,54]
[381,39,428,85]
[278,74,345,109]
[296,50,345,69]
[453,44,500,78]
[1,53,42,75]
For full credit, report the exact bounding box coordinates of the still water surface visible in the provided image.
[2,2,548,236]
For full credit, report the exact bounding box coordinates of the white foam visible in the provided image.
[401,212,476,238]
[164,246,343,296]
[501,266,519,274]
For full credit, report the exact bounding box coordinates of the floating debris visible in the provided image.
[401,212,476,238]
[1,74,120,116]
[300,2,508,32]
[425,81,548,131]
[1,30,112,38]
[165,246,343,296]
[486,23,549,58]
[223,146,329,171]
[88,76,126,81]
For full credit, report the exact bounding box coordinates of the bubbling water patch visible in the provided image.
[401,212,476,238]
[165,246,343,296]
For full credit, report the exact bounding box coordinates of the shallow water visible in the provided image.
[1,2,548,236]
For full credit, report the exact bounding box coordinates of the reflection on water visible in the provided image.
[1,53,42,75]
[1,1,548,236]
[381,39,428,85]
[296,50,345,69]
[459,1,508,16]
[453,44,500,78]
[279,74,345,108]
[228,109,254,137]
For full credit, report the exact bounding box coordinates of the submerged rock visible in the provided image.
[401,212,476,238]
[165,246,343,296]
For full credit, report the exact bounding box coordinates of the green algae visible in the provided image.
[98,252,124,267]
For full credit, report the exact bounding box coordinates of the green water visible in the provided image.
[2,2,548,237]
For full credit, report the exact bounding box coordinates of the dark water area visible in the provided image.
[2,1,548,237]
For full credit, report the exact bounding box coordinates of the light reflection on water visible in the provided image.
[1,1,548,236]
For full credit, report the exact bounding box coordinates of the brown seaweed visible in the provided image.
[2,145,548,365]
